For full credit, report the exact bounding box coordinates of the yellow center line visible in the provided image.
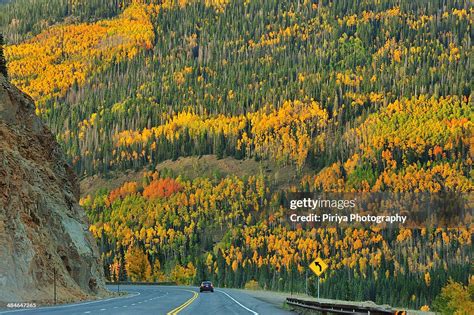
[167,290,199,315]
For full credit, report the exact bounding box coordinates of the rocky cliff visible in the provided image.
[0,74,106,305]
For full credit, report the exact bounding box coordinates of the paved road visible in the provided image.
[0,285,294,315]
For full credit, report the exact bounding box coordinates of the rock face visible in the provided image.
[0,74,106,305]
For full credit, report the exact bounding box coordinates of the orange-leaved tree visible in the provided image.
[143,178,182,199]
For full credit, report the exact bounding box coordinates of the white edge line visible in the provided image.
[0,292,141,314]
[216,290,258,315]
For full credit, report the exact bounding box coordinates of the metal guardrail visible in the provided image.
[286,297,401,315]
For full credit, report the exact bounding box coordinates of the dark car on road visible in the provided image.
[200,281,214,292]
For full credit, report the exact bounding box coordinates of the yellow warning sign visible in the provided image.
[309,258,328,276]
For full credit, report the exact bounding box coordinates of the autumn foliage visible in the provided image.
[143,177,182,199]
[4,3,154,110]
[113,99,328,170]
[125,244,151,282]
[2,0,473,309]
[107,181,138,206]
[83,170,472,308]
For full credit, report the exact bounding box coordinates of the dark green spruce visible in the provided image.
[0,33,7,78]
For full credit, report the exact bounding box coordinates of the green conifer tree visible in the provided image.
[0,34,7,78]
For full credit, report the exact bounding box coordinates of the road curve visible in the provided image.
[0,285,294,315]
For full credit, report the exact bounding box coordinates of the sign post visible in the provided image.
[318,276,320,299]
[305,270,308,295]
[53,267,57,305]
[309,257,328,299]
[118,262,121,293]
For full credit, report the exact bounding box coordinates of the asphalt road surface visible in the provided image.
[0,285,295,315]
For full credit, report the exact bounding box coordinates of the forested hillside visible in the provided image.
[2,0,472,310]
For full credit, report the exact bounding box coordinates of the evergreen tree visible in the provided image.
[0,33,7,78]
